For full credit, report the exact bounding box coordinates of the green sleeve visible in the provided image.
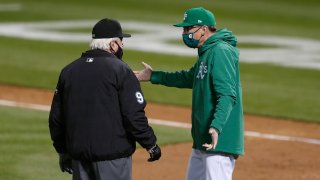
[150,64,196,89]
[210,46,237,134]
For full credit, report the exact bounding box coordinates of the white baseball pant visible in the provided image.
[186,149,236,180]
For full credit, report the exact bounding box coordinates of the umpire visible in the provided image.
[49,18,161,180]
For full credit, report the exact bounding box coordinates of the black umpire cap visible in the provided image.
[92,18,131,39]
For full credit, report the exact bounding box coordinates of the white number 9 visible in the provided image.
[135,92,144,104]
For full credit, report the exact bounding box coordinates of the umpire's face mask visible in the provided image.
[111,40,123,60]
[114,43,123,59]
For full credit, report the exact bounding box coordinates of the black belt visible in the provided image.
[215,152,239,160]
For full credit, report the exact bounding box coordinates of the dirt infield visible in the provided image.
[0,84,320,180]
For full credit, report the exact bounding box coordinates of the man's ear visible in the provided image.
[202,26,207,35]
[110,41,116,53]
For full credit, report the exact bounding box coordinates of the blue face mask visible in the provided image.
[182,26,203,48]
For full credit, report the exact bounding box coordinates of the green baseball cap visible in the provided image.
[174,7,216,27]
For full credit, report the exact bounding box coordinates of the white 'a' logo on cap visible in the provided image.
[198,20,202,23]
[184,13,187,20]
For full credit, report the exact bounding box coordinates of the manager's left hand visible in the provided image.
[202,128,218,150]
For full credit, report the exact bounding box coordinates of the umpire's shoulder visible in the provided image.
[58,57,82,77]
[110,58,133,73]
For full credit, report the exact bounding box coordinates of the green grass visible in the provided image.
[240,63,320,122]
[1,0,319,39]
[0,106,191,180]
[0,106,68,180]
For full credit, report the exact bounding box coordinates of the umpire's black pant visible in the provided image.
[72,156,132,180]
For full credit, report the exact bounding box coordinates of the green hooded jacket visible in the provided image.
[150,29,244,155]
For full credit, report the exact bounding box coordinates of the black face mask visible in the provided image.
[113,42,123,59]
[115,46,123,59]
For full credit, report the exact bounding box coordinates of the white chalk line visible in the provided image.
[0,20,320,70]
[0,3,21,11]
[0,99,50,111]
[1,99,320,145]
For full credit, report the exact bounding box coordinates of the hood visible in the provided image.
[198,28,237,55]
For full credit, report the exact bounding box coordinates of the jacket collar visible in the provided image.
[198,29,237,55]
[81,49,115,58]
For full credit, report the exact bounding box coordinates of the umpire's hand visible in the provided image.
[59,153,73,174]
[147,144,161,162]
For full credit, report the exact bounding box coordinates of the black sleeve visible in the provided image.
[49,73,66,153]
[118,66,157,149]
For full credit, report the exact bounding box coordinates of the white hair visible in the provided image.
[89,37,121,50]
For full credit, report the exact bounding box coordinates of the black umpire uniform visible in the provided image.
[49,18,160,180]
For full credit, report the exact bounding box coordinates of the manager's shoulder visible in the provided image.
[211,41,239,57]
[213,41,236,51]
